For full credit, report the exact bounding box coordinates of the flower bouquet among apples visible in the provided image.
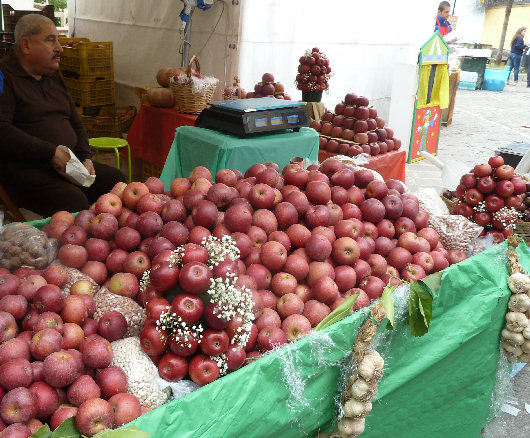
[295,47,331,96]
[449,155,526,244]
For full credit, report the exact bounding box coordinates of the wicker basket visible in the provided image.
[441,194,455,212]
[170,55,217,114]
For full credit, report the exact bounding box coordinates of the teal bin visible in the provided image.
[483,66,510,91]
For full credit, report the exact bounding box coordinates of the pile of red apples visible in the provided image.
[295,47,331,93]
[240,73,291,100]
[0,157,467,435]
[0,256,143,436]
[452,156,525,243]
[310,93,402,158]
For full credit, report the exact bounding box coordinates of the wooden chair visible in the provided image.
[0,184,26,222]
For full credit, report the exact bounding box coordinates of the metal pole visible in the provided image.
[182,17,192,67]
[0,0,4,33]
[452,0,456,16]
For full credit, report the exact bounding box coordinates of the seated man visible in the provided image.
[0,14,126,218]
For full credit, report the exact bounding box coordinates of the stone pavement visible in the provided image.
[406,84,530,437]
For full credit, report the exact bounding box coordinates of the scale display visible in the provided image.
[195,97,310,137]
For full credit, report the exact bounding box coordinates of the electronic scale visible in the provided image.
[194,97,310,137]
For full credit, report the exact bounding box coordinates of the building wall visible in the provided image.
[481,5,530,46]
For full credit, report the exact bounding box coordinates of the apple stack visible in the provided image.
[452,156,525,244]
[244,73,291,100]
[0,262,145,436]
[310,92,402,158]
[295,47,331,93]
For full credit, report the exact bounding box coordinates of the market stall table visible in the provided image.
[318,149,406,182]
[126,103,198,167]
[160,126,319,188]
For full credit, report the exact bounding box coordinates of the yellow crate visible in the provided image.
[60,41,113,77]
[142,161,163,180]
[82,106,136,139]
[63,74,115,107]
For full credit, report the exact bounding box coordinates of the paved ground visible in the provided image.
[405,83,530,437]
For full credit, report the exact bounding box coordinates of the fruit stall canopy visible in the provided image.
[67,0,438,150]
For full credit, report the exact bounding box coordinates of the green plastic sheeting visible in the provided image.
[130,242,530,438]
[159,126,319,189]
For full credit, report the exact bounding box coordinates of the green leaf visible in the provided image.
[381,282,396,329]
[32,424,52,438]
[315,293,359,331]
[408,281,433,337]
[50,417,79,438]
[93,426,151,438]
[420,271,443,295]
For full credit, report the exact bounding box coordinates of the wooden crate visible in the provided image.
[514,222,530,246]
[142,161,163,180]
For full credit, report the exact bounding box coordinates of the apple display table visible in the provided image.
[318,149,406,182]
[160,126,319,188]
[126,103,198,167]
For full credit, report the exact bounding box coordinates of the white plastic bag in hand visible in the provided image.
[57,145,96,188]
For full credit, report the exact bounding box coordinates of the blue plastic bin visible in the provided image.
[483,67,510,91]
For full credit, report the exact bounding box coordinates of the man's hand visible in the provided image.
[83,159,96,176]
[52,147,70,173]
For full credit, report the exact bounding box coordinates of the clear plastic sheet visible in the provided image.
[427,214,483,251]
[0,222,58,271]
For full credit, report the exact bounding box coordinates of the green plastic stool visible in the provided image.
[88,137,132,183]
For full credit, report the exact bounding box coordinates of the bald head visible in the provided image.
[15,14,55,48]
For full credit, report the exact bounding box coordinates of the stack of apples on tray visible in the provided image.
[448,155,525,243]
[310,92,402,158]
[0,157,469,436]
[240,73,291,100]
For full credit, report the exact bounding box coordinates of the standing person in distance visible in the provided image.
[507,27,527,86]
[434,2,457,44]
[435,1,452,37]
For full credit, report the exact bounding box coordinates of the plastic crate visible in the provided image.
[81,106,136,139]
[142,161,163,180]
[59,41,113,77]
[63,74,115,107]
[483,67,510,92]
[457,81,476,91]
[495,142,530,168]
[459,71,478,83]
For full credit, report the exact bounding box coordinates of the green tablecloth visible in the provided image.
[160,126,319,188]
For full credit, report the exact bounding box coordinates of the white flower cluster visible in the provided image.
[155,307,204,348]
[201,235,240,268]
[206,274,254,348]
[168,246,186,267]
[493,206,521,229]
[140,269,151,292]
[212,353,228,376]
[474,201,487,213]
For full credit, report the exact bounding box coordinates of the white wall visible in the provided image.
[452,0,485,43]
[4,1,35,9]
[238,0,438,155]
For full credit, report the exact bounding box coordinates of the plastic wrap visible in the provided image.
[93,287,146,337]
[427,215,483,251]
[0,223,58,271]
[414,187,450,216]
[321,155,384,181]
